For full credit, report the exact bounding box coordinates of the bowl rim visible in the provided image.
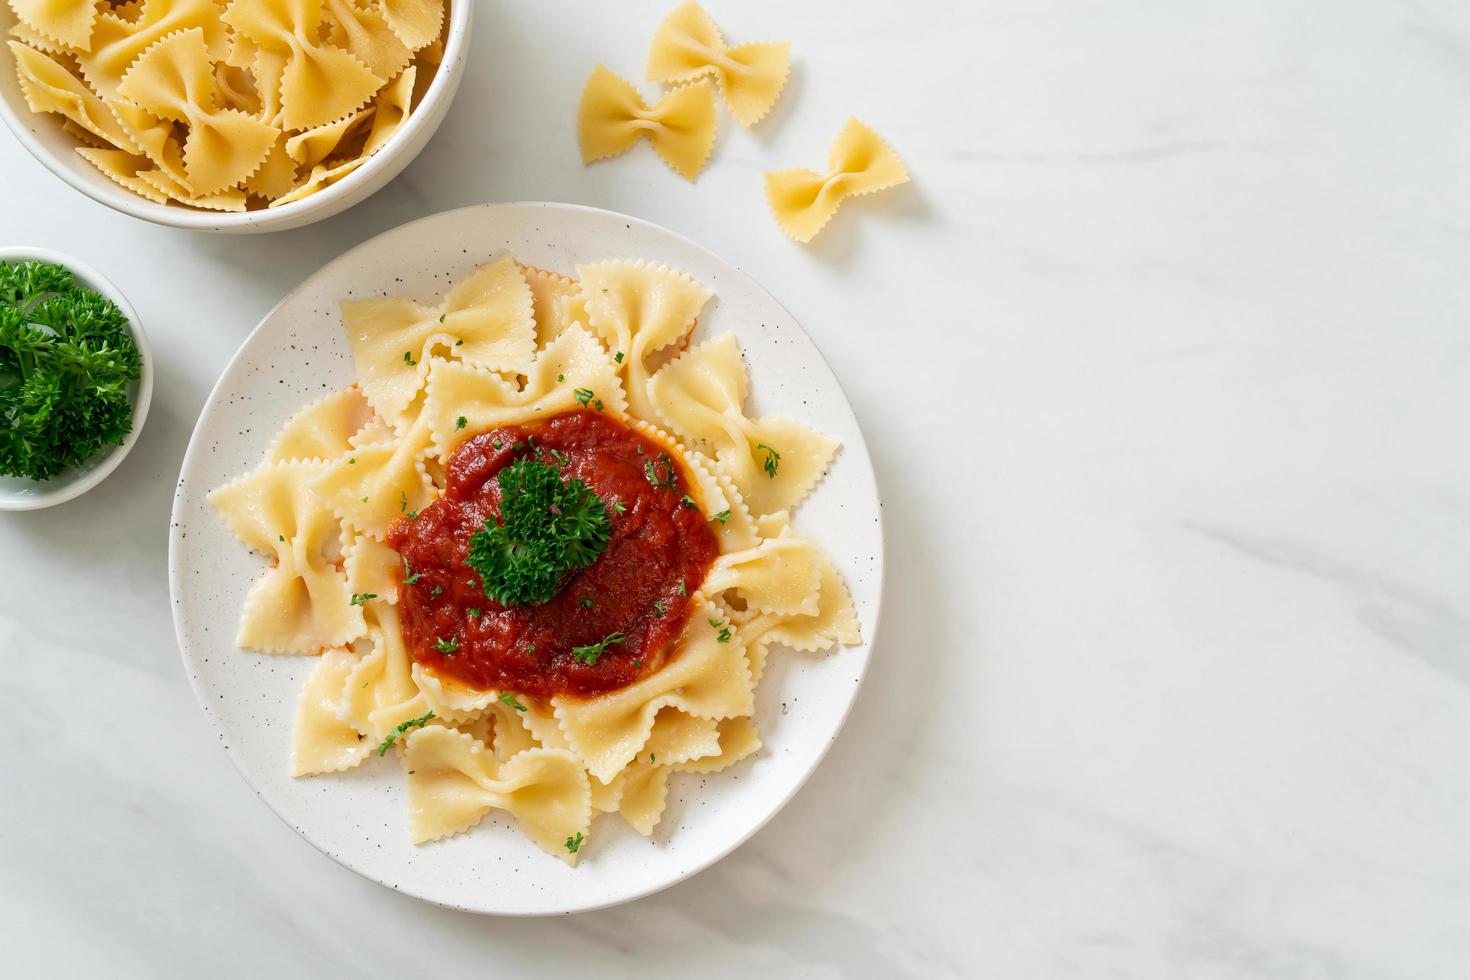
[0,245,153,511]
[0,1,471,231]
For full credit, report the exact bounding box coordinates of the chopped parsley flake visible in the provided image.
[402,351,416,366]
[498,692,527,711]
[350,592,377,606]
[653,599,667,616]
[432,635,458,653]
[456,415,467,429]
[756,443,780,478]
[644,453,677,489]
[714,509,731,523]
[580,597,594,609]
[376,711,434,756]
[570,631,625,665]
[573,387,594,407]
[565,832,584,853]
[612,500,626,514]
[676,581,687,597]
[467,607,481,618]
[401,557,423,586]
[680,494,698,510]
[614,351,624,363]
[431,584,443,597]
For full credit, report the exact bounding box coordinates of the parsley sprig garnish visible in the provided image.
[376,711,435,755]
[0,260,142,481]
[565,832,584,853]
[644,453,678,489]
[570,631,625,665]
[464,457,611,606]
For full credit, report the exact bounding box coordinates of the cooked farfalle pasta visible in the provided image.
[764,117,910,243]
[647,333,839,516]
[5,0,449,210]
[645,0,790,128]
[212,254,861,862]
[578,64,717,181]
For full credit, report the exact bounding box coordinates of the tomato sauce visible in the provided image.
[386,409,719,699]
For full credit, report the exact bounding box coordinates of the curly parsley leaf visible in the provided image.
[498,691,527,712]
[755,443,780,478]
[0,260,142,481]
[464,457,612,606]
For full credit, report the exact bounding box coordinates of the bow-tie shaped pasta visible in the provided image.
[292,649,373,776]
[403,727,591,859]
[574,260,713,420]
[764,118,909,243]
[323,0,413,81]
[339,254,538,429]
[421,324,628,460]
[8,41,141,152]
[116,28,279,196]
[9,0,98,51]
[379,0,444,51]
[223,0,382,132]
[647,333,839,516]
[76,0,229,99]
[645,1,790,128]
[578,64,716,181]
[552,600,754,783]
[208,460,364,653]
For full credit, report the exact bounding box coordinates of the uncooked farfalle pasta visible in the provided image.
[6,0,448,210]
[765,117,910,243]
[209,255,860,863]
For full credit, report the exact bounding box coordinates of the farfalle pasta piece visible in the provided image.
[292,648,373,775]
[222,0,382,132]
[77,147,168,203]
[675,715,761,774]
[265,387,375,463]
[244,136,301,199]
[647,333,839,515]
[208,460,364,653]
[764,117,909,243]
[344,533,401,605]
[403,727,591,860]
[134,167,248,210]
[284,107,371,169]
[702,534,823,617]
[108,98,189,188]
[421,324,626,460]
[575,260,712,420]
[412,663,499,722]
[610,761,668,835]
[340,255,537,428]
[552,600,754,783]
[77,0,229,99]
[8,41,140,151]
[577,64,716,181]
[117,28,279,195]
[324,0,411,81]
[9,0,98,51]
[338,602,429,743]
[379,0,442,51]
[646,0,790,128]
[311,409,435,539]
[519,263,588,347]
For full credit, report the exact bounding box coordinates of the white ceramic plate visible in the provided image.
[169,203,883,915]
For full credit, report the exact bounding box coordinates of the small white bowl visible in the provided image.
[0,246,153,511]
[0,3,472,234]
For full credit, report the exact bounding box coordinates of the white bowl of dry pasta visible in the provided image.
[0,0,470,233]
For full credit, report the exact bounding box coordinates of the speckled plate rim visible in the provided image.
[168,202,884,915]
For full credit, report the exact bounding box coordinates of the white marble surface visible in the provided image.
[2,0,1467,975]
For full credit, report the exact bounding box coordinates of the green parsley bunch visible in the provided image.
[0,260,142,481]
[465,455,612,606]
